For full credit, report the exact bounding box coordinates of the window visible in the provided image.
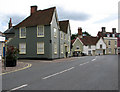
[61,45,63,54]
[108,48,111,53]
[54,28,57,37]
[61,32,63,39]
[88,50,91,55]
[64,34,66,40]
[37,26,44,37]
[37,42,44,54]
[19,43,26,54]
[108,41,111,45]
[112,34,115,37]
[76,46,79,49]
[88,45,91,49]
[54,43,57,54]
[100,44,102,49]
[115,41,117,46]
[19,27,26,38]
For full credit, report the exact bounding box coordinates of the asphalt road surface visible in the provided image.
[2,55,118,91]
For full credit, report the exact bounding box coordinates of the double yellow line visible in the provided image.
[0,63,32,76]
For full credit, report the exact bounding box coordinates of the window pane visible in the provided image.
[37,42,44,54]
[38,26,44,36]
[21,28,26,37]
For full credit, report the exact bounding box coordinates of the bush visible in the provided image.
[6,45,19,67]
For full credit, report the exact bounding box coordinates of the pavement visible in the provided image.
[2,62,31,74]
[2,55,118,91]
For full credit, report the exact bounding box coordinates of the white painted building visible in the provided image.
[80,36,106,55]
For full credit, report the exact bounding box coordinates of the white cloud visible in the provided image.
[0,0,119,35]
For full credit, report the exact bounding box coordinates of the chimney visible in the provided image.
[8,18,12,29]
[78,27,82,38]
[101,27,106,33]
[31,5,37,15]
[112,28,116,34]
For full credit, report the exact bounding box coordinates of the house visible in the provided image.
[59,20,71,58]
[4,6,71,59]
[72,27,106,56]
[97,27,118,54]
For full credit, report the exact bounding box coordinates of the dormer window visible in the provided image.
[112,34,115,37]
[19,27,26,38]
[54,28,57,37]
[107,34,110,37]
[37,25,44,37]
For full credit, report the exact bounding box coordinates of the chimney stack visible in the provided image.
[31,5,37,15]
[8,18,12,29]
[78,27,82,38]
[101,27,106,33]
[112,28,116,34]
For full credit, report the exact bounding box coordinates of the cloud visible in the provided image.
[57,7,91,21]
[0,13,26,32]
[94,14,117,24]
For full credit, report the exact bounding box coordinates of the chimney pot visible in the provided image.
[101,27,106,33]
[112,28,116,34]
[78,27,82,38]
[8,18,12,29]
[31,5,37,15]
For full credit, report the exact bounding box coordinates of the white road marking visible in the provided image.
[10,84,28,91]
[42,67,75,79]
[79,61,89,66]
[92,59,96,61]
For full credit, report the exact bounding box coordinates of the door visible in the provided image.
[103,50,105,55]
[115,48,117,54]
[65,46,68,58]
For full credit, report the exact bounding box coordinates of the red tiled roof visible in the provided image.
[71,39,76,44]
[15,7,56,28]
[80,36,100,45]
[59,20,69,33]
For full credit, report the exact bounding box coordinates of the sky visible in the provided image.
[0,0,119,36]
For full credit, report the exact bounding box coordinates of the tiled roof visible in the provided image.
[4,27,14,34]
[59,20,69,33]
[80,36,99,46]
[15,7,56,28]
[71,39,76,44]
[97,31,120,38]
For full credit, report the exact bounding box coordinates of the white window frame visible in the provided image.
[19,27,26,38]
[108,41,111,46]
[64,34,66,40]
[54,28,57,38]
[61,44,63,54]
[37,42,44,54]
[54,42,57,54]
[37,25,44,37]
[19,43,26,54]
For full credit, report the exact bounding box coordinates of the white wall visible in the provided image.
[96,38,106,50]
[83,45,96,55]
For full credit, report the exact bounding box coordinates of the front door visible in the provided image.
[65,46,68,58]
[115,48,117,54]
[103,50,105,55]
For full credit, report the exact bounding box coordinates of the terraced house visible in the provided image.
[97,27,118,54]
[4,6,71,59]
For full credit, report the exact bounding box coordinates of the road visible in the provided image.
[2,55,118,91]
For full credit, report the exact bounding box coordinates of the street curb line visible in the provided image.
[0,63,32,76]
